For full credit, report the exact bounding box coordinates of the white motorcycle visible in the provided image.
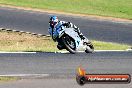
[52,26,94,54]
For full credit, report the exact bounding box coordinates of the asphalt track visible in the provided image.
[0,51,132,75]
[0,51,132,88]
[0,6,132,88]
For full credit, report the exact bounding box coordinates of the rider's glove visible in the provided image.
[62,22,71,28]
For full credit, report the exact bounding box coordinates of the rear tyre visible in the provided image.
[85,43,94,53]
[62,35,76,54]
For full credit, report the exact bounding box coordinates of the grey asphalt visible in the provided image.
[0,79,131,88]
[0,52,132,88]
[0,52,132,75]
[0,7,132,44]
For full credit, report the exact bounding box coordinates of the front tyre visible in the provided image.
[62,35,76,54]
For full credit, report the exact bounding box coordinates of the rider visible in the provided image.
[48,16,88,50]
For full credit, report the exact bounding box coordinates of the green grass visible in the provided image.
[0,77,18,82]
[0,30,130,52]
[92,40,129,50]
[0,0,132,19]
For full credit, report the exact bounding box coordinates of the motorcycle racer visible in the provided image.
[48,16,89,50]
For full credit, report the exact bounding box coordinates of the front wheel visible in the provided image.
[62,35,76,54]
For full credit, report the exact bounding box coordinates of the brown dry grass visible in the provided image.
[0,30,58,52]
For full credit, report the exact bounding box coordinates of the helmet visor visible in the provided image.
[49,21,57,28]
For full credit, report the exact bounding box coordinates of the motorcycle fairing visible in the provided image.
[64,28,86,51]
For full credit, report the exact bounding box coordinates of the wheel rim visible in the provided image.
[65,36,76,49]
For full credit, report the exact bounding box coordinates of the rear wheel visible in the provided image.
[85,43,94,53]
[62,35,76,54]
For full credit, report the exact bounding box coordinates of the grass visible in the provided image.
[0,0,132,19]
[0,30,58,52]
[0,30,130,52]
[92,40,129,50]
[0,77,18,82]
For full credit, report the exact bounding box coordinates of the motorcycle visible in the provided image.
[52,25,94,54]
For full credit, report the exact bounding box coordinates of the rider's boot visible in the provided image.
[74,28,85,39]
[79,33,85,40]
[74,27,91,44]
[79,33,91,45]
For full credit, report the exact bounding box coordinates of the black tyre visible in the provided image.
[85,43,94,53]
[62,35,76,54]
[76,76,86,86]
